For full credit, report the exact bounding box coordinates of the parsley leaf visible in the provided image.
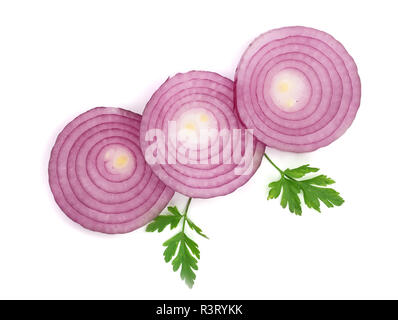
[146,198,208,288]
[187,219,209,239]
[300,181,344,212]
[169,234,199,288]
[280,177,302,215]
[265,154,344,215]
[145,206,182,232]
[163,232,183,262]
[284,164,319,178]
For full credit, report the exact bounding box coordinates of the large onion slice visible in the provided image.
[140,71,265,198]
[49,107,174,234]
[235,26,361,152]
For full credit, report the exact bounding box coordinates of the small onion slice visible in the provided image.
[49,107,174,234]
[140,71,265,198]
[235,26,361,152]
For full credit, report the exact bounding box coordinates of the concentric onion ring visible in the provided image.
[235,26,361,152]
[140,71,265,199]
[49,107,174,234]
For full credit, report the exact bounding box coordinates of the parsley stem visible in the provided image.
[263,153,284,175]
[264,153,297,181]
[181,197,192,233]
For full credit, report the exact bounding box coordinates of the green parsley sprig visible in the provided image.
[264,153,344,215]
[146,198,208,288]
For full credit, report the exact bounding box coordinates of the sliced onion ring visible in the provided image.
[49,107,174,234]
[140,71,265,199]
[235,26,361,152]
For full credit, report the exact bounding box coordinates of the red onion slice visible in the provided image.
[49,107,174,234]
[235,26,361,152]
[140,71,265,198]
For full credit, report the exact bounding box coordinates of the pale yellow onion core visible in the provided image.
[113,154,129,169]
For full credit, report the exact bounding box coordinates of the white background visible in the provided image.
[0,0,397,299]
